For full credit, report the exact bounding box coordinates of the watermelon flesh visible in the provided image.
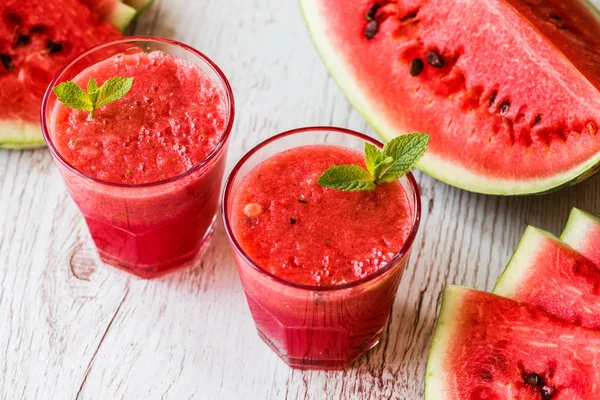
[493,226,600,330]
[0,0,122,148]
[425,285,600,399]
[78,0,137,32]
[561,208,600,265]
[300,0,600,194]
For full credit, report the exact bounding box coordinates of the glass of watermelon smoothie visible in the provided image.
[222,127,421,369]
[41,37,234,279]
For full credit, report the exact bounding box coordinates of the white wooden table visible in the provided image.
[2,1,600,399]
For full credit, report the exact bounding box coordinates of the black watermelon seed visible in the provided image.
[365,20,380,40]
[15,33,30,47]
[534,114,542,125]
[290,217,297,225]
[489,92,498,106]
[549,15,567,29]
[401,10,419,22]
[540,386,554,400]
[500,101,510,115]
[298,199,308,204]
[410,58,424,77]
[524,373,542,387]
[3,12,22,28]
[29,24,48,34]
[0,54,14,70]
[366,3,380,21]
[426,51,444,68]
[46,40,63,54]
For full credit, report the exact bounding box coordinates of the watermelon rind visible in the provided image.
[298,0,600,195]
[561,207,600,245]
[492,226,557,297]
[0,121,44,149]
[424,285,468,399]
[124,0,154,13]
[106,1,137,32]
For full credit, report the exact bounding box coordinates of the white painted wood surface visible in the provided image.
[2,1,600,399]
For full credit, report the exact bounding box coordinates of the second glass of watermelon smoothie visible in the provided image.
[41,37,234,278]
[223,127,421,369]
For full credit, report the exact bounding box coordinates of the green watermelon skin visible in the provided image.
[0,0,122,149]
[78,0,137,31]
[124,0,154,13]
[561,208,600,266]
[426,286,600,399]
[493,226,600,330]
[300,0,600,195]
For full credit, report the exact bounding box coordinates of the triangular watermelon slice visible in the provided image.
[0,0,122,148]
[425,285,600,399]
[493,226,600,329]
[78,0,138,32]
[79,0,154,31]
[124,0,154,14]
[561,208,600,265]
[300,0,600,195]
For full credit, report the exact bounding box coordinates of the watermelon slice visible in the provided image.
[0,0,122,149]
[299,0,600,195]
[561,208,600,265]
[493,226,600,329]
[425,285,600,399]
[124,0,154,13]
[78,0,137,32]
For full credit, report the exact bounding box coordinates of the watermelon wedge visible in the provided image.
[78,0,137,32]
[299,0,600,195]
[425,285,600,399]
[0,0,122,149]
[561,208,600,265]
[124,0,154,14]
[493,226,600,329]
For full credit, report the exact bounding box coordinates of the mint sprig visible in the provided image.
[317,133,430,191]
[53,76,134,119]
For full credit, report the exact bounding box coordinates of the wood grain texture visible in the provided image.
[2,0,600,399]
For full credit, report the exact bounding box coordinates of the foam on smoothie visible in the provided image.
[50,51,227,184]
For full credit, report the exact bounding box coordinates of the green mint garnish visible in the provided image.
[53,76,134,119]
[317,133,430,191]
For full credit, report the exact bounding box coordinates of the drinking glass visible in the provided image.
[222,127,421,369]
[42,37,235,279]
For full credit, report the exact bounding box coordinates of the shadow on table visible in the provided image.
[153,216,239,295]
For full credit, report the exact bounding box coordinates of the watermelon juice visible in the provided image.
[223,127,421,369]
[42,37,234,278]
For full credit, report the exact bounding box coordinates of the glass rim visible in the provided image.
[40,35,235,189]
[222,126,422,292]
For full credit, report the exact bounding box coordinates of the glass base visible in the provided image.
[256,327,383,370]
[98,217,216,279]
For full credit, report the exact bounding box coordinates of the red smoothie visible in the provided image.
[225,130,419,370]
[51,51,226,184]
[44,39,233,278]
[231,146,412,286]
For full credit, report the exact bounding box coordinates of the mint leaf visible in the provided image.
[87,77,99,94]
[364,142,382,176]
[87,78,99,106]
[317,165,376,191]
[96,77,134,108]
[374,155,393,178]
[53,76,133,119]
[317,133,429,192]
[376,133,430,183]
[52,81,93,112]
